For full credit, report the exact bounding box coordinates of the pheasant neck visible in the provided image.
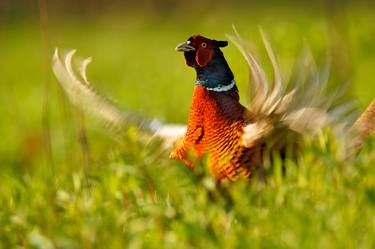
[194,48,235,92]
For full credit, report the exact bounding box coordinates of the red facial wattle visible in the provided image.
[196,47,213,67]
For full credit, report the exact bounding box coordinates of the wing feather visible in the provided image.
[52,48,186,143]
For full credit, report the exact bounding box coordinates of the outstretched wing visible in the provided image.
[227,29,353,148]
[52,49,186,143]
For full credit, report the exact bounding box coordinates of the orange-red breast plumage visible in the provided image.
[170,84,261,180]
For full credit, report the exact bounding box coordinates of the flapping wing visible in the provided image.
[52,49,186,143]
[227,29,352,148]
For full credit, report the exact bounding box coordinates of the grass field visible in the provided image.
[1,2,375,248]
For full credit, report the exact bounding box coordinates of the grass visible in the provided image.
[1,3,375,248]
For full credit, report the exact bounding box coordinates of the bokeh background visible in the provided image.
[1,1,375,248]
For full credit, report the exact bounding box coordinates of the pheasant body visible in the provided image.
[171,34,330,181]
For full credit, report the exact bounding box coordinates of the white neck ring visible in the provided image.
[206,79,235,92]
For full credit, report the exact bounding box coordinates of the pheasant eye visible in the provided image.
[201,42,207,48]
[186,40,191,45]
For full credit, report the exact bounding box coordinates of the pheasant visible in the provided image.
[52,31,375,181]
[170,34,338,180]
[169,36,260,180]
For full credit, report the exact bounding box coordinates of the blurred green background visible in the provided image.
[1,1,375,248]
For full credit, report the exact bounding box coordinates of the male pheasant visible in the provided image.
[52,32,375,182]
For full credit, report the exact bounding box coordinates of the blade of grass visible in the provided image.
[38,0,54,176]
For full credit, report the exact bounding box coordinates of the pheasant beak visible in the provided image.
[175,41,195,52]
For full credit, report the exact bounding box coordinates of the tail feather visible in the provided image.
[52,48,186,143]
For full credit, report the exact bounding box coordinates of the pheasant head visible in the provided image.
[176,35,235,91]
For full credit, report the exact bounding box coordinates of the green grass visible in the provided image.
[1,3,375,248]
